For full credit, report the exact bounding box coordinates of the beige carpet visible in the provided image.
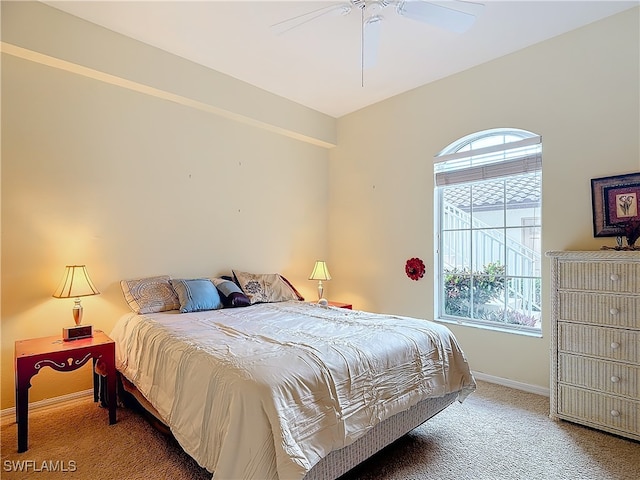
[1,381,638,479]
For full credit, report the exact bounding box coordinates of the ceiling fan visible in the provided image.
[272,1,484,73]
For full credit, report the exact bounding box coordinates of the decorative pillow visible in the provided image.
[280,275,305,301]
[211,278,251,308]
[232,270,301,304]
[120,275,180,314]
[171,279,223,313]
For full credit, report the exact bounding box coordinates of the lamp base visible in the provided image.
[63,325,93,341]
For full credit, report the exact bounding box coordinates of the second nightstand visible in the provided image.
[308,300,352,309]
[326,301,352,309]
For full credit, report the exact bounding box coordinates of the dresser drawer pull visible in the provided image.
[610,342,620,350]
[610,410,621,418]
[609,307,619,315]
[610,274,620,282]
[610,375,620,383]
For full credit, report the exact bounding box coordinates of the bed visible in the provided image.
[110,274,476,480]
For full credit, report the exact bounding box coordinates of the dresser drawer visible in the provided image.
[558,323,639,364]
[558,385,639,438]
[557,261,640,294]
[558,353,640,398]
[558,292,640,329]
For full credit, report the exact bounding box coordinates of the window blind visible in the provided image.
[434,135,542,187]
[435,153,542,186]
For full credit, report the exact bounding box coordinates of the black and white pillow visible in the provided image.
[211,278,251,308]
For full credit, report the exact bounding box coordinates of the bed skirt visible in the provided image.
[117,373,458,480]
[303,391,458,480]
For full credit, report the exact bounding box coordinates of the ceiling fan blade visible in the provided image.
[363,15,382,70]
[271,3,352,35]
[396,1,481,33]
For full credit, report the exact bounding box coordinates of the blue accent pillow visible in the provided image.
[171,279,223,313]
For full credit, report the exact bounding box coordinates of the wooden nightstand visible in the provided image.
[307,300,352,309]
[14,330,117,452]
[327,301,352,309]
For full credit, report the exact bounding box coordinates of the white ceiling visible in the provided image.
[44,1,638,118]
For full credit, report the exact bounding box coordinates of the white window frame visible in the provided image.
[434,128,542,335]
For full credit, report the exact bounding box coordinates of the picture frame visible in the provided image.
[591,172,640,237]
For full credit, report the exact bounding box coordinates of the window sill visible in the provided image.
[435,317,543,338]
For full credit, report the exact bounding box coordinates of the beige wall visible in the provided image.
[1,3,639,410]
[329,7,640,390]
[0,2,335,409]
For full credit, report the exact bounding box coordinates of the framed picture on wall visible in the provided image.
[591,172,640,237]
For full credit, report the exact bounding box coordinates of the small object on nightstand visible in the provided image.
[52,265,100,341]
[318,298,329,306]
[63,324,93,341]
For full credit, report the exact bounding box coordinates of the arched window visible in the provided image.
[434,128,542,333]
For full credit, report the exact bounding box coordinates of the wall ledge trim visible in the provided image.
[0,42,336,149]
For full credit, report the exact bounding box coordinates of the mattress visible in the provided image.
[110,301,476,479]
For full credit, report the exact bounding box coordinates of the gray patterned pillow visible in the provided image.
[120,275,180,314]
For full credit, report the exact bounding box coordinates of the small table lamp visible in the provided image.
[52,265,100,341]
[309,261,331,300]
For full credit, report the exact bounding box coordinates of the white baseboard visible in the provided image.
[1,389,93,424]
[473,371,550,397]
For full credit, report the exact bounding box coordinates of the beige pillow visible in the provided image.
[232,271,300,304]
[121,275,180,314]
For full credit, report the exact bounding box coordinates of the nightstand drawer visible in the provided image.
[558,353,640,398]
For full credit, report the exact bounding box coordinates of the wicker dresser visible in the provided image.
[547,250,639,441]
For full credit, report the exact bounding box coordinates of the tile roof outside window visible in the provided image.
[443,173,541,210]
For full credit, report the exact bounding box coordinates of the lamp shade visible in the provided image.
[309,261,331,281]
[52,265,100,299]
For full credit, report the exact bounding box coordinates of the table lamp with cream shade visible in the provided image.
[309,260,331,301]
[52,265,100,341]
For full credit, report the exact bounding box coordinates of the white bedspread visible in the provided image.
[110,301,476,480]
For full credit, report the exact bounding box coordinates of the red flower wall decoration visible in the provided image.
[405,257,426,281]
